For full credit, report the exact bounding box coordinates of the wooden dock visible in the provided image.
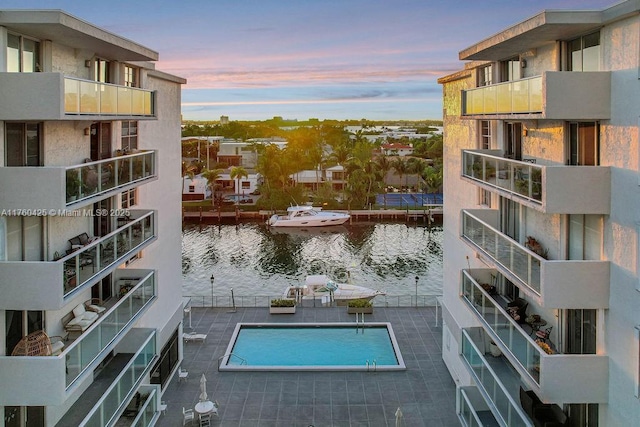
[183,205,443,224]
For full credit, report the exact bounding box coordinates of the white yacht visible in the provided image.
[267,205,350,227]
[284,275,385,305]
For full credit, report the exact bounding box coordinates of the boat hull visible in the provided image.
[269,215,350,227]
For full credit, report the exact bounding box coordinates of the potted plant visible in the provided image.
[66,170,82,202]
[489,340,502,357]
[347,298,373,314]
[269,298,296,314]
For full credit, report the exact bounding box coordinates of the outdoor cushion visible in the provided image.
[72,304,86,318]
[67,317,82,327]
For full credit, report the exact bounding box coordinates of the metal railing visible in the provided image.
[184,294,442,308]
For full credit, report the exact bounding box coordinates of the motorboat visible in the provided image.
[267,205,350,227]
[269,225,347,238]
[284,274,385,305]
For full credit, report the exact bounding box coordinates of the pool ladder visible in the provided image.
[217,353,247,371]
[355,312,365,334]
[366,359,377,372]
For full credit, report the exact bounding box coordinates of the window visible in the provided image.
[569,122,599,166]
[5,216,43,261]
[568,32,600,72]
[241,181,250,189]
[565,309,597,355]
[5,310,43,355]
[479,121,491,149]
[5,123,41,166]
[568,215,602,261]
[500,57,521,82]
[150,328,179,389]
[122,121,138,151]
[505,122,523,160]
[7,33,40,73]
[94,59,110,83]
[188,185,195,193]
[124,65,138,87]
[479,189,491,208]
[121,189,137,208]
[477,64,493,87]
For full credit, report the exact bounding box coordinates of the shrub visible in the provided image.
[347,299,372,308]
[270,299,296,307]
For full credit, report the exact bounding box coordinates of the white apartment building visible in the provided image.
[438,1,640,426]
[0,10,185,427]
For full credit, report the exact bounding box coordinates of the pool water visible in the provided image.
[220,323,405,371]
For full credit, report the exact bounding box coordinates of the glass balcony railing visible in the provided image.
[463,76,542,115]
[461,329,532,427]
[62,211,155,297]
[65,271,156,387]
[66,151,156,204]
[462,151,542,204]
[64,77,154,116]
[462,210,541,293]
[458,387,500,427]
[128,386,160,427]
[461,271,544,384]
[80,331,156,427]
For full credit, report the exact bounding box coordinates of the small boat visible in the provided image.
[284,274,385,305]
[267,205,350,227]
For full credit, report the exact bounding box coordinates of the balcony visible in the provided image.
[461,328,533,427]
[458,386,500,427]
[461,210,610,308]
[58,329,156,426]
[116,385,161,427]
[0,325,156,407]
[0,73,155,120]
[462,72,610,120]
[0,150,157,211]
[0,210,156,310]
[461,270,609,403]
[462,150,611,214]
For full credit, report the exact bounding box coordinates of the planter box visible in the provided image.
[347,307,373,314]
[269,306,296,314]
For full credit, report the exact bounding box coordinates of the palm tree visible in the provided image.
[201,168,223,207]
[181,161,197,196]
[375,155,392,208]
[230,166,248,196]
[391,157,409,191]
[407,157,426,192]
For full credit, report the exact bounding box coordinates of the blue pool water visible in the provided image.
[221,323,405,371]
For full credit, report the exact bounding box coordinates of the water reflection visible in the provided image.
[182,221,442,297]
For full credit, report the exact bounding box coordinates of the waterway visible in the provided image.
[182,221,443,305]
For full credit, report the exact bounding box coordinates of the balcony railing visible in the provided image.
[463,150,542,204]
[65,271,156,388]
[462,72,611,119]
[458,386,499,427]
[80,330,156,427]
[461,150,611,214]
[64,77,154,117]
[462,210,541,293]
[461,329,532,427]
[63,210,156,298]
[461,270,544,384]
[66,151,156,204]
[127,385,160,427]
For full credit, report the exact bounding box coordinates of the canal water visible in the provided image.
[182,221,443,305]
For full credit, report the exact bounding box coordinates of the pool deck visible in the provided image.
[156,306,458,427]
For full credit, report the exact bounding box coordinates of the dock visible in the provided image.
[182,205,443,224]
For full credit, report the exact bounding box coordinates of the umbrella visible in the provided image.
[199,373,208,402]
[395,407,403,427]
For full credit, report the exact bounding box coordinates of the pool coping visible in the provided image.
[218,322,406,371]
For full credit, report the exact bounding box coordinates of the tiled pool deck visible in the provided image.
[156,306,458,427]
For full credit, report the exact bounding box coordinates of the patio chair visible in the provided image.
[178,366,189,382]
[199,412,211,427]
[11,330,65,356]
[183,407,195,426]
[535,326,553,343]
[183,332,207,343]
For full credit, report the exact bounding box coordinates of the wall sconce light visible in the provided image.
[84,128,90,136]
[523,129,529,137]
[84,60,91,68]
[520,59,527,68]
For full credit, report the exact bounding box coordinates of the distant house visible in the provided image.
[291,165,346,191]
[182,174,210,201]
[381,143,414,156]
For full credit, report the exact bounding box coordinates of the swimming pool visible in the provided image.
[219,323,406,371]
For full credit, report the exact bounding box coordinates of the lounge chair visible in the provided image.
[183,332,207,343]
[64,303,99,333]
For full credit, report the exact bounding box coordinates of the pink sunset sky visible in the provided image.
[5,0,615,121]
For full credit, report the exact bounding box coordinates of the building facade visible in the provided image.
[0,10,185,426]
[438,1,640,426]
